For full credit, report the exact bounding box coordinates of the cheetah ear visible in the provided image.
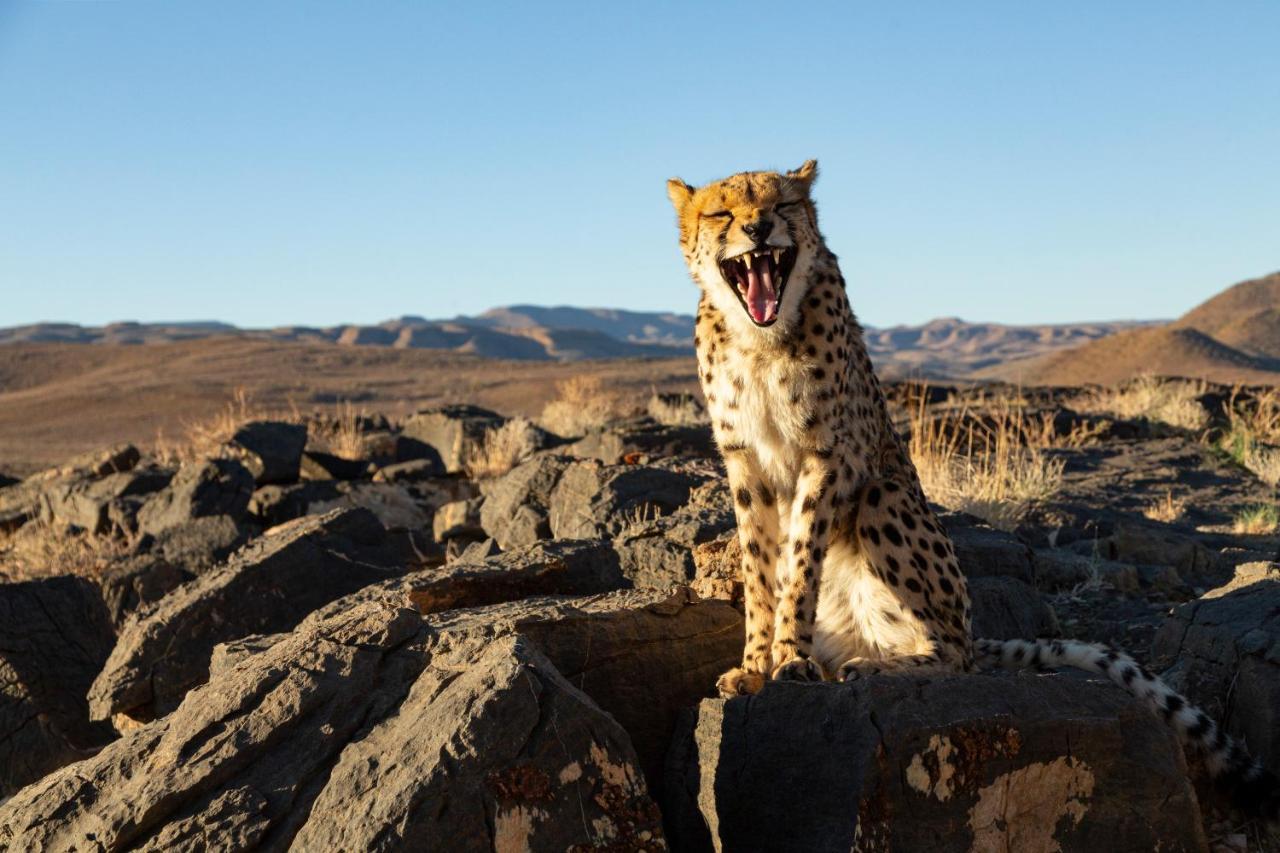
[787,159,819,190]
[666,178,695,213]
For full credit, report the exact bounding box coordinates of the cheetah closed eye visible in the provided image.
[666,160,1280,823]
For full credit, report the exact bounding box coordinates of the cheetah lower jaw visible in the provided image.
[721,248,790,326]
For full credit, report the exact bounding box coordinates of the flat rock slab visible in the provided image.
[666,674,1207,853]
[0,575,117,797]
[88,506,413,722]
[0,588,741,850]
[1151,562,1280,768]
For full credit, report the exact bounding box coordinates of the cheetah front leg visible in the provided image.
[771,454,838,683]
[715,452,781,697]
[840,477,973,681]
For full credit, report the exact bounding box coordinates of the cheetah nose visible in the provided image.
[742,218,773,242]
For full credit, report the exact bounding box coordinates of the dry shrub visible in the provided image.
[908,390,1065,531]
[1079,375,1209,432]
[1143,489,1188,524]
[1233,504,1279,536]
[1218,387,1280,487]
[0,519,129,582]
[308,400,367,460]
[647,391,708,427]
[539,376,623,437]
[153,387,268,465]
[463,417,541,480]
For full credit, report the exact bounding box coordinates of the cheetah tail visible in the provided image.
[974,636,1280,823]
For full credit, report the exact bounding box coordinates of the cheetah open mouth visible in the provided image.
[719,247,796,326]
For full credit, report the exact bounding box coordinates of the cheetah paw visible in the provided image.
[716,667,766,698]
[772,657,826,682]
[837,658,882,682]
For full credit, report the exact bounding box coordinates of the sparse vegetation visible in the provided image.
[153,387,271,465]
[462,417,541,479]
[0,519,129,582]
[539,375,625,437]
[308,400,368,461]
[1144,489,1188,524]
[907,389,1066,531]
[1232,504,1279,535]
[1078,375,1210,432]
[1217,388,1280,487]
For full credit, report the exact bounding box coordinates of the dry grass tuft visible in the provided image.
[1078,375,1210,432]
[0,519,130,582]
[907,389,1066,531]
[539,376,625,437]
[462,417,541,480]
[1144,489,1189,524]
[153,387,269,465]
[1218,388,1280,487]
[1232,504,1279,536]
[308,400,367,460]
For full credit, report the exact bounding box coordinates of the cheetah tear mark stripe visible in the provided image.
[975,637,1280,821]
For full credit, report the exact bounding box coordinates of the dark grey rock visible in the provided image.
[148,514,258,570]
[247,480,343,527]
[136,458,255,537]
[942,512,1036,584]
[373,457,446,483]
[666,675,1207,853]
[402,403,506,473]
[0,575,117,797]
[88,507,415,723]
[431,496,484,542]
[1150,562,1280,769]
[298,450,371,481]
[969,576,1059,640]
[612,504,736,588]
[97,556,193,627]
[37,466,173,535]
[479,453,575,550]
[548,459,706,541]
[567,416,716,464]
[226,420,308,485]
[307,481,430,531]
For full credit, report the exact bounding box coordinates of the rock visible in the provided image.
[942,512,1036,584]
[612,504,736,588]
[1095,522,1220,581]
[351,430,445,468]
[147,514,258,570]
[247,480,343,526]
[373,457,446,483]
[691,532,745,605]
[402,403,506,473]
[666,674,1207,852]
[136,458,255,537]
[0,444,144,534]
[1150,562,1280,769]
[96,555,193,626]
[2,588,740,849]
[453,536,501,563]
[648,391,709,426]
[298,449,371,481]
[0,575,117,797]
[36,465,173,535]
[0,472,19,489]
[432,496,484,542]
[53,443,142,479]
[225,420,308,485]
[307,481,431,531]
[568,416,716,464]
[969,576,1060,640]
[548,459,706,541]
[1033,549,1141,594]
[479,454,575,549]
[88,507,416,723]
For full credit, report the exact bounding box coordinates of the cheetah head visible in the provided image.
[666,160,819,330]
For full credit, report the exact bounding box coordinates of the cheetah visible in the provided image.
[666,160,1279,820]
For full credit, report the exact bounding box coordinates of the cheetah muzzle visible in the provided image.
[719,247,796,326]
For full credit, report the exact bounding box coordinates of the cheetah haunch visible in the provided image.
[666,160,1279,821]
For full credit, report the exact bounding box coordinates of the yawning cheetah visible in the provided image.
[666,160,1278,819]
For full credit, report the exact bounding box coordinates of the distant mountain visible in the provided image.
[983,271,1280,385]
[0,306,1171,377]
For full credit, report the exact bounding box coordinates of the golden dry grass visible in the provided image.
[461,417,542,480]
[1143,489,1189,524]
[1078,375,1210,432]
[907,389,1067,531]
[1232,504,1279,535]
[0,519,130,582]
[538,375,626,437]
[307,400,367,461]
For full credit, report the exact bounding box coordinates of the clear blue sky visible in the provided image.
[2,2,1277,328]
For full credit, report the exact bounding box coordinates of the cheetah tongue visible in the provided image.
[746,253,778,325]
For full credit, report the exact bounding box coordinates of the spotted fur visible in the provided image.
[666,161,1279,822]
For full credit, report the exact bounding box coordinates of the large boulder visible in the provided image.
[666,675,1207,852]
[612,482,736,588]
[0,575,116,797]
[1150,562,1280,769]
[88,507,416,723]
[479,454,575,549]
[246,480,343,527]
[1,588,740,850]
[225,420,308,485]
[567,416,716,464]
[942,512,1037,584]
[548,459,706,541]
[36,465,173,535]
[969,576,1060,640]
[0,444,143,534]
[402,404,506,473]
[136,458,255,537]
[306,481,431,531]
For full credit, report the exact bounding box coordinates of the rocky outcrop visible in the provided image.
[136,458,255,537]
[942,512,1036,584]
[225,421,308,485]
[666,675,1207,852]
[969,576,1059,640]
[1,588,741,850]
[401,403,506,473]
[1150,562,1280,768]
[0,575,116,797]
[568,416,716,464]
[88,507,415,723]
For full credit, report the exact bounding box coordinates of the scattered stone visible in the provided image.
[298,449,371,481]
[479,454,575,549]
[969,576,1059,640]
[225,420,308,485]
[432,496,484,543]
[307,481,431,531]
[147,514,258,571]
[568,416,716,464]
[548,458,706,541]
[247,480,343,526]
[453,536,501,563]
[96,555,192,627]
[373,457,446,483]
[1033,549,1141,594]
[0,575,116,797]
[36,465,173,535]
[1150,562,1280,769]
[943,513,1036,584]
[402,403,506,473]
[88,507,416,723]
[612,503,736,588]
[136,458,255,537]
[665,675,1206,852]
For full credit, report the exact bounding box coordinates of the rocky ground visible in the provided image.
[0,381,1277,851]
